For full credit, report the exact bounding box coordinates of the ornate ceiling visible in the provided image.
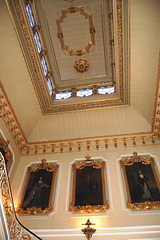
[6,0,129,113]
[0,0,159,155]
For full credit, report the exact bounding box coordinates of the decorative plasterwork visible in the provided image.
[0,153,35,239]
[10,0,52,113]
[0,63,160,156]
[8,0,127,113]
[74,59,89,73]
[1,0,160,156]
[56,6,96,56]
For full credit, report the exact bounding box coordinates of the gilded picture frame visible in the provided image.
[0,139,11,168]
[69,155,109,214]
[17,159,58,215]
[120,152,160,210]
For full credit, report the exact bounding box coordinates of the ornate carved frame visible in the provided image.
[0,139,11,168]
[17,159,58,215]
[69,155,109,213]
[120,152,160,210]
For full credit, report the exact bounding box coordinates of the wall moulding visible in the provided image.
[0,75,160,156]
[0,77,160,156]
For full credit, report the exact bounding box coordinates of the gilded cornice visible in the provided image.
[8,0,127,113]
[1,2,160,156]
[0,79,160,156]
[10,0,52,113]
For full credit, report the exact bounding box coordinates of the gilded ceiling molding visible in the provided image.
[0,82,27,153]
[8,0,127,113]
[56,6,96,56]
[0,78,160,155]
[10,0,52,112]
[21,135,160,156]
[116,0,124,100]
[153,52,160,138]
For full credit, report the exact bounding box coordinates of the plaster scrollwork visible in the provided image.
[0,154,37,239]
[56,6,96,56]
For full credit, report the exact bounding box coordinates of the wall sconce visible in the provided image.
[81,219,96,240]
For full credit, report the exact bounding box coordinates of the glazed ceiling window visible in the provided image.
[24,1,117,102]
[21,0,128,113]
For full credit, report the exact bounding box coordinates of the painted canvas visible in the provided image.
[17,159,58,214]
[69,155,109,213]
[120,152,160,210]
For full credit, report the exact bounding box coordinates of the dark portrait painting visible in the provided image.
[120,153,160,210]
[69,156,109,213]
[17,159,58,214]
[0,139,12,170]
[75,166,103,206]
[125,162,160,203]
[21,169,53,210]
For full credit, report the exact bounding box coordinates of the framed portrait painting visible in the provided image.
[69,155,109,214]
[17,159,58,215]
[0,139,11,169]
[120,152,160,210]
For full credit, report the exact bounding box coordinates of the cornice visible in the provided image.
[1,1,160,156]
[0,74,160,156]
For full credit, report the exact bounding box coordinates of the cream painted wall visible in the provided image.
[130,0,160,124]
[11,144,160,240]
[27,106,151,142]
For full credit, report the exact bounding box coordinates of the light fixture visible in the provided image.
[81,219,96,240]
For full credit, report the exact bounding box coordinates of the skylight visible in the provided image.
[34,32,41,53]
[55,92,72,100]
[41,57,47,76]
[47,79,53,96]
[26,4,35,27]
[98,86,115,95]
[76,89,93,97]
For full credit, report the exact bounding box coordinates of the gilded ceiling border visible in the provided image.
[0,63,160,156]
[0,72,160,156]
[8,0,127,113]
[0,81,159,155]
[1,3,160,156]
[8,0,52,113]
